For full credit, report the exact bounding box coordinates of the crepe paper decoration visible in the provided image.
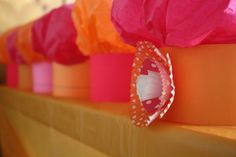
[6,30,26,64]
[111,0,236,47]
[32,5,88,65]
[130,41,175,127]
[52,61,90,99]
[162,44,236,125]
[72,0,135,56]
[16,22,46,64]
[6,63,18,88]
[90,53,134,102]
[18,64,32,91]
[32,62,52,93]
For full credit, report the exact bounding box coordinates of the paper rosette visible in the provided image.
[32,4,88,65]
[112,0,236,126]
[72,0,135,55]
[130,41,175,126]
[16,22,46,64]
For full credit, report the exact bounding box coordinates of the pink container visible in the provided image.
[6,63,18,88]
[32,62,52,94]
[91,53,134,102]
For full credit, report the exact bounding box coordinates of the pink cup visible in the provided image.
[6,63,18,88]
[32,62,52,94]
[91,53,134,102]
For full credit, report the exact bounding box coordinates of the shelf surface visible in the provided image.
[2,106,109,157]
[0,86,236,157]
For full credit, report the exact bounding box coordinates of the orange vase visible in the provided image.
[52,61,90,99]
[162,44,236,125]
[18,64,32,91]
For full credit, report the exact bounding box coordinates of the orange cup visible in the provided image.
[18,64,32,91]
[161,44,236,125]
[52,61,90,99]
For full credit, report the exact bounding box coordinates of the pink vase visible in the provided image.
[91,53,134,102]
[6,63,18,88]
[32,62,52,94]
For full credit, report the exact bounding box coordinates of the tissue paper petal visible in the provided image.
[6,30,25,64]
[32,5,88,65]
[112,0,236,47]
[72,0,135,55]
[166,0,236,46]
[16,22,46,64]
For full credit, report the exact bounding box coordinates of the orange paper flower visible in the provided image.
[72,0,135,55]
